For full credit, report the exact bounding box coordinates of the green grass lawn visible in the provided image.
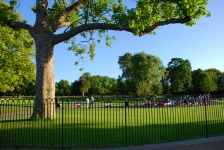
[0,99,224,149]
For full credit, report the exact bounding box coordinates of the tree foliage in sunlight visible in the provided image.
[0,2,35,93]
[55,79,71,96]
[118,52,164,95]
[167,58,192,93]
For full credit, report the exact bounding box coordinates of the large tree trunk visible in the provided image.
[31,39,56,119]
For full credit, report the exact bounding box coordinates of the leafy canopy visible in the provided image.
[55,80,71,96]
[167,58,192,93]
[7,0,210,70]
[0,1,35,92]
[118,51,165,95]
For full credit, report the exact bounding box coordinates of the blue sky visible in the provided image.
[16,0,224,83]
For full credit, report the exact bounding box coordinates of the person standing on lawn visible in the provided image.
[86,96,90,108]
[89,95,95,108]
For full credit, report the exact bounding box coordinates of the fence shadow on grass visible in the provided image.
[1,119,224,149]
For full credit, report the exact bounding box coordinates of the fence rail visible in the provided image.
[0,96,224,149]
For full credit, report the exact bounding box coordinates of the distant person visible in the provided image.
[86,96,90,108]
[151,96,155,108]
[177,98,182,106]
[191,97,195,106]
[198,94,203,105]
[76,101,81,108]
[142,99,147,106]
[55,96,61,108]
[89,95,95,108]
[105,101,108,108]
[183,96,188,106]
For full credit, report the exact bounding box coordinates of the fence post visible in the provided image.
[62,98,64,149]
[204,100,209,138]
[125,100,127,147]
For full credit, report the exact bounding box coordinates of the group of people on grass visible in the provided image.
[85,95,95,108]
[55,95,95,108]
[177,94,211,106]
[134,94,212,108]
[134,96,156,108]
[55,93,212,109]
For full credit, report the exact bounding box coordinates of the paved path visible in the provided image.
[96,135,224,150]
[2,136,224,150]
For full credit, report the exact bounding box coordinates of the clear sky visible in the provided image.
[15,0,224,83]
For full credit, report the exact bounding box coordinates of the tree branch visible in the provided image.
[52,23,132,45]
[139,16,191,36]
[51,0,89,31]
[53,13,191,45]
[9,21,32,32]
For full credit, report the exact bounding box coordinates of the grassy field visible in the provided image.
[0,98,224,149]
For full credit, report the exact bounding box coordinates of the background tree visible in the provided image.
[204,68,222,84]
[71,80,81,95]
[167,58,193,94]
[23,80,36,96]
[89,75,102,95]
[118,52,164,96]
[160,70,170,95]
[55,79,71,96]
[199,68,221,94]
[0,2,35,95]
[199,72,217,93]
[192,69,204,94]
[132,52,165,96]
[101,76,118,95]
[107,77,118,95]
[218,72,224,92]
[89,75,118,95]
[5,0,210,118]
[79,72,91,97]
[192,68,221,94]
[13,78,36,97]
[117,75,129,95]
[118,53,135,94]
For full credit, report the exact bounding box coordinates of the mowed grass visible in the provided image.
[0,99,224,149]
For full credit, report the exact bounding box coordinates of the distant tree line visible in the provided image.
[54,52,223,97]
[1,52,223,97]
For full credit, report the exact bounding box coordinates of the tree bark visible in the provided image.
[31,37,56,119]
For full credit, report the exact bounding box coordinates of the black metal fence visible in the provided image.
[0,96,224,149]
